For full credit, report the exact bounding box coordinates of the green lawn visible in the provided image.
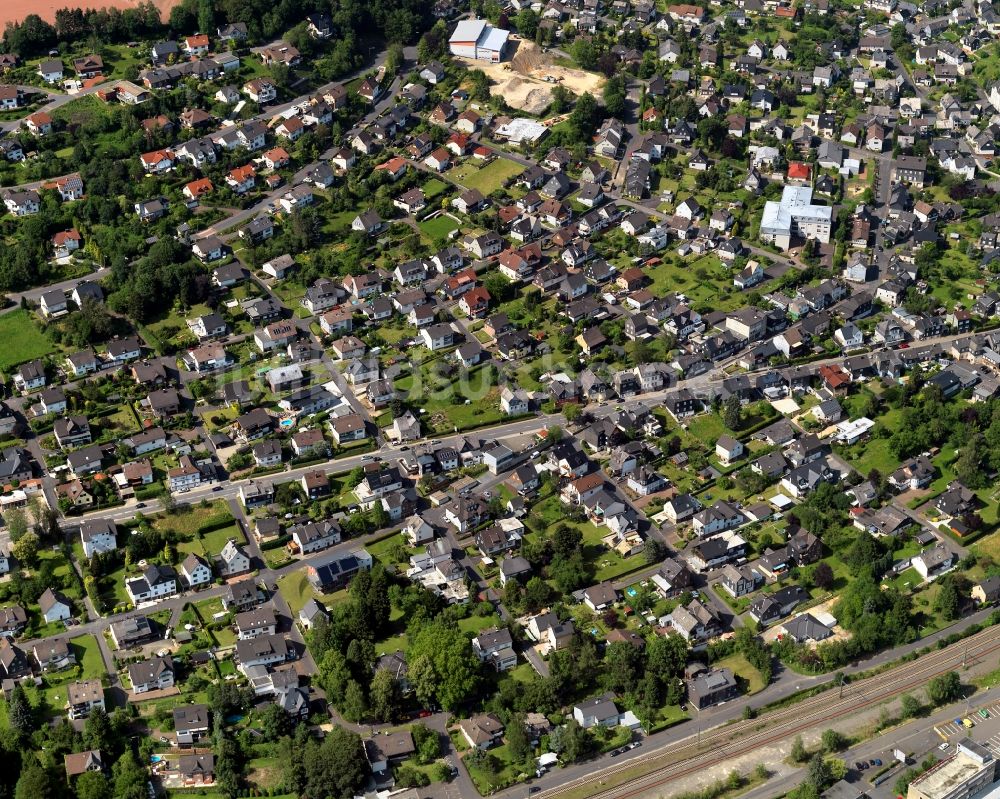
[193,596,226,621]
[422,178,450,198]
[456,613,502,636]
[394,361,506,433]
[450,158,523,194]
[151,502,234,537]
[842,437,900,476]
[367,532,413,569]
[714,652,766,694]
[72,634,106,679]
[463,740,530,794]
[199,523,244,555]
[419,214,460,242]
[277,569,348,616]
[0,309,57,371]
[646,704,689,733]
[637,254,749,314]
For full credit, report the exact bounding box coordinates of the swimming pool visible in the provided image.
[279,418,294,428]
[150,756,163,763]
[626,587,638,597]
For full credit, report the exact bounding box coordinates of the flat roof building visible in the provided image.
[907,739,997,799]
[449,19,510,62]
[760,186,832,251]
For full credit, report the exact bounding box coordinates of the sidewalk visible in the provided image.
[631,668,1000,799]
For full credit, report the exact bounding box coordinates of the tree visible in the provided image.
[384,42,405,75]
[560,719,592,762]
[926,671,962,706]
[523,576,553,611]
[214,737,242,799]
[506,714,532,763]
[411,724,441,765]
[395,765,430,788]
[279,726,311,795]
[569,93,599,141]
[304,726,368,799]
[955,434,987,489]
[515,8,539,37]
[5,508,27,542]
[407,619,482,710]
[408,653,437,709]
[113,750,148,799]
[206,682,253,718]
[603,76,627,117]
[812,562,835,591]
[935,577,960,620]
[564,402,582,423]
[83,707,115,752]
[570,38,598,70]
[820,729,847,753]
[806,754,831,789]
[7,684,34,737]
[900,693,921,719]
[644,538,667,564]
[722,394,742,430]
[646,633,687,683]
[12,531,39,566]
[370,667,402,723]
[551,524,583,560]
[342,680,369,722]
[259,703,292,742]
[75,771,110,799]
[484,272,515,304]
[603,641,643,693]
[15,755,52,799]
[791,735,808,763]
[550,84,573,114]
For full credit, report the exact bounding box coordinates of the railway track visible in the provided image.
[540,624,1000,799]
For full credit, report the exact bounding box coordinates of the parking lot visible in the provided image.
[934,701,1000,743]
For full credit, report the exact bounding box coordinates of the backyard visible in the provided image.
[450,158,523,195]
[418,213,460,243]
[0,309,57,371]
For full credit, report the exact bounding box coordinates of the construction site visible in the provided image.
[456,38,606,115]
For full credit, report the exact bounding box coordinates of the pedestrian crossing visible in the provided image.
[934,703,1000,739]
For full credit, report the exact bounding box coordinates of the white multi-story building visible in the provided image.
[759,186,832,251]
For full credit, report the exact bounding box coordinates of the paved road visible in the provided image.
[0,82,107,136]
[1,266,106,313]
[526,617,1000,799]
[18,517,406,657]
[738,684,1000,799]
[191,44,416,241]
[56,318,982,532]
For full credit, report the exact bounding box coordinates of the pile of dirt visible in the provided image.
[456,39,605,115]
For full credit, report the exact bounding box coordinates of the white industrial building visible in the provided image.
[449,19,510,62]
[759,186,832,251]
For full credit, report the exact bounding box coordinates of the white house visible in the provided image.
[80,519,117,558]
[180,553,213,588]
[126,565,178,604]
[715,435,743,466]
[39,589,72,623]
[573,694,621,729]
